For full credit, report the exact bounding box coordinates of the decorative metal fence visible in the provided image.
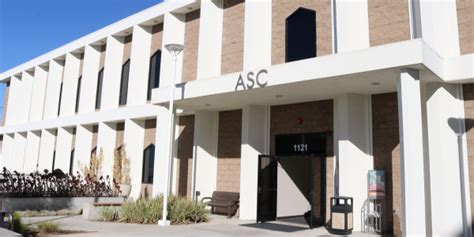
[0,168,119,197]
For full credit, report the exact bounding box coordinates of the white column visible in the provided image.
[5,75,20,125]
[74,125,93,174]
[422,80,472,236]
[43,59,64,120]
[418,0,460,57]
[334,94,372,231]
[24,131,41,173]
[397,68,426,236]
[124,118,145,198]
[29,65,49,121]
[333,0,369,53]
[55,127,74,172]
[243,0,272,70]
[192,111,219,200]
[101,36,125,110]
[160,12,185,86]
[12,132,27,172]
[240,105,270,220]
[18,71,34,123]
[96,122,117,178]
[79,45,102,114]
[59,52,82,117]
[38,129,56,172]
[196,0,223,79]
[127,25,152,106]
[153,106,172,196]
[1,134,15,169]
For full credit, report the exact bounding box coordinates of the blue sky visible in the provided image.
[0,0,163,118]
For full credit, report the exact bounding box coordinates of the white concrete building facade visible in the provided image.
[0,0,473,236]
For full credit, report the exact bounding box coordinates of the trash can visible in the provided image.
[328,196,353,235]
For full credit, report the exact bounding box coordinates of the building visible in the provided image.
[0,0,473,236]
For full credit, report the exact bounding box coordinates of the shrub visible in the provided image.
[37,222,60,233]
[13,212,25,233]
[99,206,118,222]
[119,195,208,224]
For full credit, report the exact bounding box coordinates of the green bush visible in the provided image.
[119,194,208,224]
[37,222,60,233]
[13,212,25,233]
[99,206,118,222]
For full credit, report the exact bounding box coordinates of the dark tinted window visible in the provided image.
[69,149,75,175]
[95,68,104,109]
[147,50,162,101]
[57,82,63,116]
[75,76,82,113]
[119,60,130,105]
[285,8,316,62]
[142,144,155,184]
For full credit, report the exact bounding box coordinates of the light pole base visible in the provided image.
[158,220,171,226]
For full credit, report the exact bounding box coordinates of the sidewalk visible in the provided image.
[23,215,375,237]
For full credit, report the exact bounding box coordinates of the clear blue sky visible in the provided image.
[0,0,163,118]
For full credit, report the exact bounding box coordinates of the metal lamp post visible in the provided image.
[158,43,184,226]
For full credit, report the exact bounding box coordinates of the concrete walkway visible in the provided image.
[23,215,375,237]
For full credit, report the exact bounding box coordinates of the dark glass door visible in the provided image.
[257,155,278,223]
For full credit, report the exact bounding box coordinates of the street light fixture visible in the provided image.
[158,43,184,227]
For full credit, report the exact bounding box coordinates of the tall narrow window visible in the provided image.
[147,50,162,101]
[52,151,56,171]
[119,60,130,105]
[95,68,104,109]
[75,76,82,113]
[285,8,316,63]
[69,149,75,175]
[142,144,155,184]
[57,82,63,115]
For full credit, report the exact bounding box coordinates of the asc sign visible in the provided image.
[235,69,268,91]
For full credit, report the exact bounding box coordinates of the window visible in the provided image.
[119,60,130,105]
[57,82,63,115]
[147,50,162,101]
[75,76,82,113]
[95,68,104,109]
[69,149,75,175]
[285,8,316,63]
[142,144,155,184]
[52,151,56,171]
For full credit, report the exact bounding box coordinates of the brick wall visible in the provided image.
[115,122,125,148]
[182,10,200,82]
[92,125,98,149]
[270,100,334,221]
[151,24,163,55]
[457,0,474,54]
[272,0,332,65]
[368,0,410,47]
[372,92,402,236]
[99,45,106,69]
[176,115,195,198]
[216,110,242,193]
[463,83,474,227]
[144,119,156,147]
[123,35,132,63]
[221,0,245,75]
[1,82,10,126]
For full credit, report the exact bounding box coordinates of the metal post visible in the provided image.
[158,44,183,227]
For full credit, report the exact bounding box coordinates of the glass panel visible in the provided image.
[285,8,316,62]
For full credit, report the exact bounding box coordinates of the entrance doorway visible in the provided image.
[257,133,327,229]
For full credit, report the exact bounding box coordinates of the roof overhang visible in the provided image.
[151,39,474,112]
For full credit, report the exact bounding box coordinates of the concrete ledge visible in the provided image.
[0,197,125,211]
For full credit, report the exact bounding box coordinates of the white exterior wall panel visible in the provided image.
[29,65,49,121]
[79,45,102,114]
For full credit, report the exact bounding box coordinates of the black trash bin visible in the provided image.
[327,196,353,235]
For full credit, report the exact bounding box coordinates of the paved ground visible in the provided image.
[23,215,374,237]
